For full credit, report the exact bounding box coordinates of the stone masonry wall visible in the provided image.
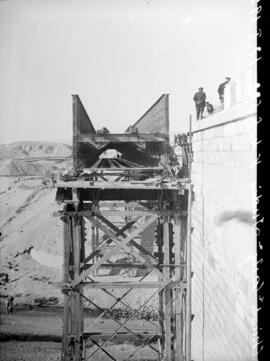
[190,93,257,361]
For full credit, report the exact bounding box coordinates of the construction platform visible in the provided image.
[55,94,192,361]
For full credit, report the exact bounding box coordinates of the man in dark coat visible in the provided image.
[193,87,206,120]
[218,77,231,102]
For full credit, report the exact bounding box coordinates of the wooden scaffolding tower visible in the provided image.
[55,95,192,361]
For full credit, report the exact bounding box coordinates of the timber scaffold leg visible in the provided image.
[57,189,191,361]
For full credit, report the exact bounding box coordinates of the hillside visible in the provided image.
[0,141,72,304]
[0,141,158,309]
[0,141,72,176]
[0,141,72,159]
[0,177,158,309]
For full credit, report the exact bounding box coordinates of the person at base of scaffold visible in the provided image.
[6,295,14,314]
[193,87,206,120]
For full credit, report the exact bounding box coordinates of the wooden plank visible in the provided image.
[73,281,179,288]
[163,216,172,361]
[80,217,85,338]
[56,180,180,190]
[69,218,76,360]
[81,168,164,175]
[70,216,83,360]
[82,263,147,270]
[81,166,163,172]
[76,133,167,143]
[56,188,180,202]
[156,218,165,356]
[61,216,70,361]
[73,217,80,360]
[53,210,178,217]
[84,331,160,337]
[70,214,158,287]
[174,214,184,361]
[55,281,187,290]
[100,210,158,217]
[94,226,99,276]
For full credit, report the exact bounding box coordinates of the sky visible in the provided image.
[0,0,256,143]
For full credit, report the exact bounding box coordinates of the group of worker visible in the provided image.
[193,77,231,120]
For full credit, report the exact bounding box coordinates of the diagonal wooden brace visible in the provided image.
[90,216,160,273]
[83,220,137,265]
[85,215,159,276]
[70,214,158,287]
[96,213,159,264]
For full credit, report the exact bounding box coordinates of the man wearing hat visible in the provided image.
[218,77,231,102]
[193,87,206,120]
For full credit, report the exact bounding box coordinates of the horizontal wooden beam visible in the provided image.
[56,188,182,202]
[76,134,167,143]
[56,180,181,190]
[54,210,155,217]
[81,167,163,172]
[53,210,183,217]
[82,263,147,269]
[57,281,187,289]
[83,331,160,337]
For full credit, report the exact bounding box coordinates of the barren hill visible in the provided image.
[0,142,157,309]
[0,141,72,176]
[0,141,72,304]
[0,141,72,159]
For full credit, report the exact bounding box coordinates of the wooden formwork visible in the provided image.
[55,176,191,361]
[55,94,192,361]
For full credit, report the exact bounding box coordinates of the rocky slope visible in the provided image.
[0,141,72,176]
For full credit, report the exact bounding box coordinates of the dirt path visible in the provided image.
[0,342,61,361]
[0,310,158,361]
[0,310,158,339]
[0,341,157,361]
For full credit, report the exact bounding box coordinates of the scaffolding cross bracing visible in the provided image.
[55,94,192,361]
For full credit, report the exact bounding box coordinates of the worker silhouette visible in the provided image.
[218,77,231,102]
[205,101,214,115]
[6,296,14,314]
[193,87,206,120]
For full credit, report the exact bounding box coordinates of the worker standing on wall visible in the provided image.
[218,77,231,102]
[193,87,206,120]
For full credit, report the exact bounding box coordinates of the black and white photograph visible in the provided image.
[0,1,259,360]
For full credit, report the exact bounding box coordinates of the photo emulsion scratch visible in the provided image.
[0,0,260,360]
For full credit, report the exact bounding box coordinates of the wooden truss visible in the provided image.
[55,179,192,361]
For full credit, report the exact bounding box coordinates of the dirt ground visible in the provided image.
[0,310,158,338]
[0,310,159,361]
[0,342,61,361]
[0,177,159,310]
[0,341,158,361]
[0,176,160,360]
